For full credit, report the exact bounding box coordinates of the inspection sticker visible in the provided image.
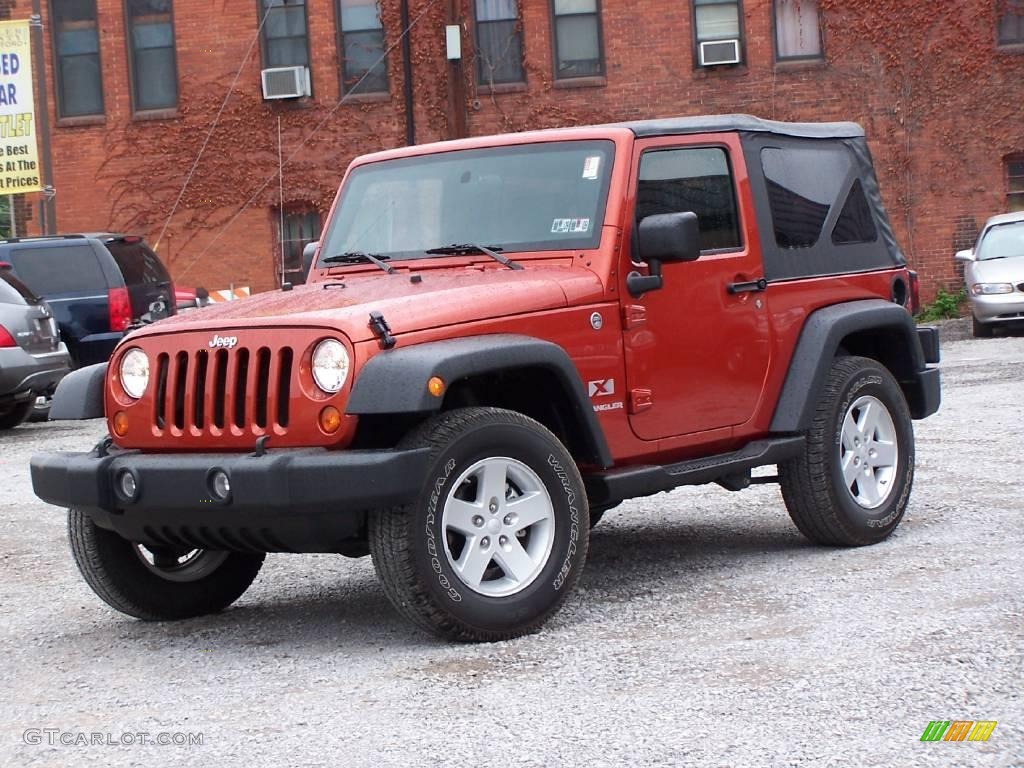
[551,218,590,234]
[582,156,601,180]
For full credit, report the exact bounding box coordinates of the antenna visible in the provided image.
[278,115,285,287]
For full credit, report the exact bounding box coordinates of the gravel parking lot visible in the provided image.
[1,328,1022,767]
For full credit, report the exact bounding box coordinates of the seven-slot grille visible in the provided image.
[153,345,294,435]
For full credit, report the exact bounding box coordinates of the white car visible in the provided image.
[956,212,1024,338]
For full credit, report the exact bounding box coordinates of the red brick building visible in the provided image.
[4,0,1024,298]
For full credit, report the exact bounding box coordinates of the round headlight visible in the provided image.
[119,347,150,399]
[311,339,350,393]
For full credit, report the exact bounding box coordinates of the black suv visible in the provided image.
[0,234,175,366]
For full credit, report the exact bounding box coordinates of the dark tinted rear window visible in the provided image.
[0,270,37,305]
[105,240,170,285]
[8,245,108,294]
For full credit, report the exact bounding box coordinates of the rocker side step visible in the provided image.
[584,437,805,506]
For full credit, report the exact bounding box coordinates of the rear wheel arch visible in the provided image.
[771,300,929,432]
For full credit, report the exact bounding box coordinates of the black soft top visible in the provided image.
[611,113,865,140]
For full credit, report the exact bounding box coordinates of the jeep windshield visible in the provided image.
[318,140,615,265]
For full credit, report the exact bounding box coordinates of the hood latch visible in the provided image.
[368,311,396,350]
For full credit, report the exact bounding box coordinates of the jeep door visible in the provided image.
[619,134,771,441]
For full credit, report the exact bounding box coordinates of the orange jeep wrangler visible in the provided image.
[32,115,940,641]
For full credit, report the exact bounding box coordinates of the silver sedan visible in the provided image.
[956,211,1024,337]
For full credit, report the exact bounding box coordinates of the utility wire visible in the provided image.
[176,0,441,279]
[153,10,272,254]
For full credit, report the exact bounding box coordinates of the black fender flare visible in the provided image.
[346,334,613,468]
[770,299,939,432]
[49,363,107,420]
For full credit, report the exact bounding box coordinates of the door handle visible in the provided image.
[726,278,767,295]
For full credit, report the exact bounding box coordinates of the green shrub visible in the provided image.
[918,286,966,323]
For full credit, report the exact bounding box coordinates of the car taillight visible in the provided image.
[108,287,132,332]
[908,270,921,315]
[0,324,16,347]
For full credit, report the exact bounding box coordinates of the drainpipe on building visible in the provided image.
[445,0,468,140]
[30,0,56,234]
[400,0,415,146]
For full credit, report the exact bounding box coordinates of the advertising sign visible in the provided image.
[0,20,40,194]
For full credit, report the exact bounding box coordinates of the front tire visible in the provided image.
[779,356,914,546]
[369,407,589,641]
[0,399,33,430]
[68,509,265,620]
[972,315,995,338]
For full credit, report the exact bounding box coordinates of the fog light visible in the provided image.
[117,470,138,501]
[209,470,231,501]
[319,406,342,434]
[112,411,129,437]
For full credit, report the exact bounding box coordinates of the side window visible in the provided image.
[831,180,877,245]
[761,145,849,248]
[9,246,108,294]
[636,147,742,252]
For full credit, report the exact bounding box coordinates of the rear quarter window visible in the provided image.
[0,271,33,305]
[8,245,109,294]
[104,240,171,285]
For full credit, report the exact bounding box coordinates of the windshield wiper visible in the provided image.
[424,243,523,271]
[321,251,396,275]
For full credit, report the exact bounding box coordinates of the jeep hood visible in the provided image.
[151,265,606,343]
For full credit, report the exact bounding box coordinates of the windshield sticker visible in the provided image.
[582,156,601,180]
[551,218,591,234]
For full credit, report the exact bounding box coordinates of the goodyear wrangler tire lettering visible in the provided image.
[368,407,589,642]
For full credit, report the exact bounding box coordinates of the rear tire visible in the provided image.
[779,356,914,547]
[972,315,995,338]
[369,407,588,641]
[68,508,265,620]
[0,399,33,430]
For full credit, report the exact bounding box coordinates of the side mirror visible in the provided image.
[302,241,319,277]
[954,249,975,263]
[638,212,701,264]
[627,212,701,297]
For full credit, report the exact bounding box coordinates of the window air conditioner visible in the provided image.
[261,66,311,100]
[699,39,741,66]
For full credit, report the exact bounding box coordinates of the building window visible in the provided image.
[774,0,821,60]
[338,0,388,94]
[999,0,1024,45]
[636,147,742,252]
[126,0,178,111]
[694,0,742,56]
[279,211,320,284]
[475,0,524,86]
[551,0,604,79]
[1008,156,1024,212]
[51,0,104,117]
[260,0,309,68]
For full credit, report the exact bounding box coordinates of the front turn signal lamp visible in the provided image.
[112,411,129,437]
[319,406,342,434]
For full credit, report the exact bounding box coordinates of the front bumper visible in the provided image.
[31,443,431,553]
[969,293,1024,323]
